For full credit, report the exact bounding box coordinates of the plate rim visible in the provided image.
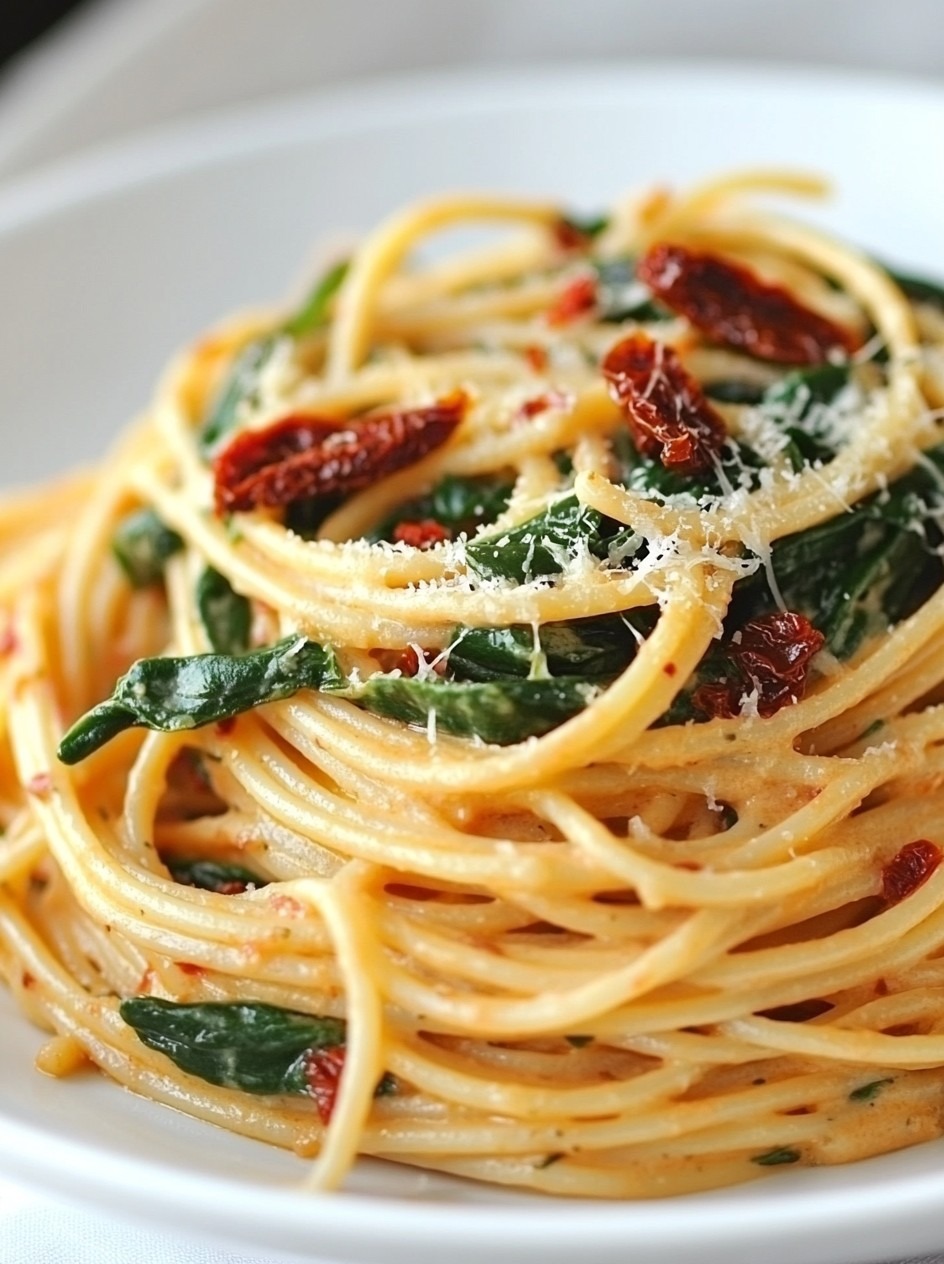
[1,56,944,236]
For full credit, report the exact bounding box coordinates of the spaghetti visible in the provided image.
[3,171,944,1197]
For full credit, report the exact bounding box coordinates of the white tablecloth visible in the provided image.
[1,2,943,1260]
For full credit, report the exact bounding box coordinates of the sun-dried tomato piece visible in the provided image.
[733,613,825,712]
[392,519,452,549]
[637,243,856,365]
[552,218,592,251]
[392,646,445,677]
[882,840,942,905]
[601,332,727,474]
[303,1044,347,1124]
[694,611,824,719]
[395,646,421,678]
[547,274,598,327]
[213,394,466,515]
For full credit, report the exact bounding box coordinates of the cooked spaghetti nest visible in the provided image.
[3,169,944,1198]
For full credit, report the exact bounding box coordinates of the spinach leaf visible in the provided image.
[166,858,268,894]
[886,266,944,313]
[196,567,251,655]
[366,473,514,544]
[448,613,652,682]
[465,493,632,583]
[849,1077,893,1102]
[120,998,346,1095]
[592,258,670,323]
[703,380,767,406]
[57,637,344,765]
[284,493,346,539]
[756,363,853,470]
[57,623,606,759]
[111,509,183,587]
[353,675,601,745]
[818,516,932,658]
[199,337,279,456]
[734,457,944,659]
[280,259,350,339]
[558,211,610,240]
[751,1146,800,1167]
[199,260,349,455]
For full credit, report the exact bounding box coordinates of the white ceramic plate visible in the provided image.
[2,63,944,1264]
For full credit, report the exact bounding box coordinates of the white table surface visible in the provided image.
[0,2,943,1260]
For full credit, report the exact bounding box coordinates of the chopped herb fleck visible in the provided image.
[849,1078,893,1102]
[167,858,267,895]
[751,1146,801,1166]
[111,509,183,588]
[559,212,610,240]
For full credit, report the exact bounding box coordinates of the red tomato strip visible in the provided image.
[882,840,942,905]
[304,1045,347,1124]
[392,519,452,549]
[601,332,727,475]
[637,243,856,365]
[694,611,824,719]
[547,275,598,327]
[214,394,466,514]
